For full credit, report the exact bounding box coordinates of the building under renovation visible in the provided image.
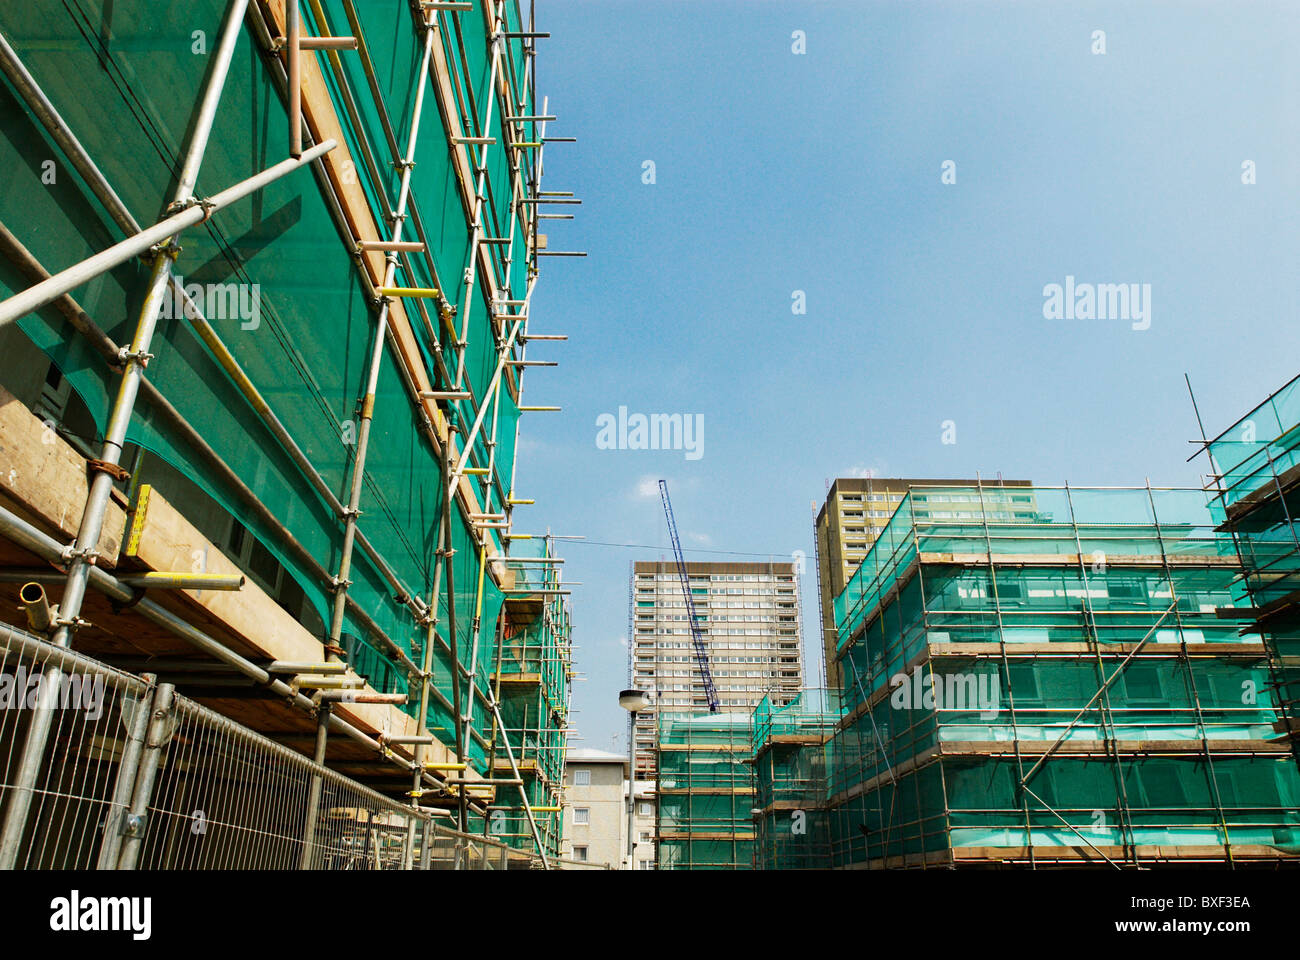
[655,709,754,870]
[0,0,577,869]
[657,482,1300,870]
[826,483,1300,868]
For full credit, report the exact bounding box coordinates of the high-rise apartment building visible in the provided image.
[814,478,1031,689]
[629,560,803,776]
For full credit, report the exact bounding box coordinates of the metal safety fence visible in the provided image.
[0,620,524,869]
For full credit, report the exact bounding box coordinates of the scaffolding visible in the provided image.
[655,710,754,870]
[751,688,841,869]
[0,0,575,869]
[480,534,572,858]
[828,484,1300,869]
[1200,374,1300,774]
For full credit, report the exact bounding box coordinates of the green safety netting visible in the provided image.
[1208,374,1300,511]
[655,711,755,870]
[750,691,839,869]
[834,486,1237,642]
[816,489,1300,866]
[1203,378,1300,776]
[656,838,753,872]
[828,754,1300,868]
[0,0,541,771]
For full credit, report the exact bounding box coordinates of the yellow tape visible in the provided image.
[125,484,152,557]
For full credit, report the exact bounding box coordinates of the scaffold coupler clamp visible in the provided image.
[147,238,182,263]
[116,346,155,369]
[87,458,131,482]
[59,542,99,566]
[165,195,217,223]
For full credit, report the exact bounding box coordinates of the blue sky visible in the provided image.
[521,0,1300,754]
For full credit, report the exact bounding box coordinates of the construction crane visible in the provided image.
[658,479,720,713]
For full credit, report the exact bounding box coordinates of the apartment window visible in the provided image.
[638,802,653,816]
[573,769,591,786]
[573,807,590,825]
[574,846,588,862]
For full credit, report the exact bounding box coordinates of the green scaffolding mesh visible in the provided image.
[0,0,548,781]
[1205,374,1300,774]
[655,711,754,870]
[824,485,1300,868]
[751,690,840,870]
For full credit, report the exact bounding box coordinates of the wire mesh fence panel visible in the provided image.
[0,621,152,870]
[135,696,426,870]
[418,823,514,869]
[0,620,557,870]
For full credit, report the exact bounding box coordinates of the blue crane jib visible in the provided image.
[658,479,720,713]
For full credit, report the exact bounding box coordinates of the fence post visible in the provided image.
[95,673,157,869]
[297,702,331,869]
[0,656,67,869]
[116,682,176,870]
[418,818,432,870]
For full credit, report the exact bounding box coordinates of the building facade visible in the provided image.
[631,779,657,870]
[561,749,627,869]
[656,711,755,870]
[630,560,803,777]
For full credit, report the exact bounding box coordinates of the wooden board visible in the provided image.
[0,382,124,565]
[0,387,476,784]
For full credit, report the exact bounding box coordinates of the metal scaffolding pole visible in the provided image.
[1146,481,1236,868]
[325,20,436,658]
[405,506,446,871]
[974,475,1036,869]
[1065,482,1139,866]
[116,683,177,870]
[451,2,505,394]
[489,695,549,869]
[442,448,469,845]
